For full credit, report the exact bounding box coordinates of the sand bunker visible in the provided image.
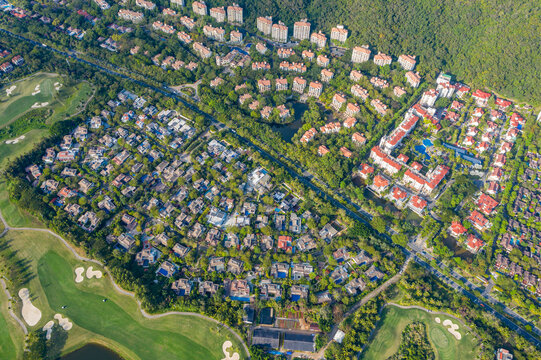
[442,319,462,340]
[54,314,73,331]
[85,266,103,279]
[75,267,85,283]
[18,288,42,326]
[54,82,63,91]
[5,135,26,145]
[5,85,16,96]
[42,320,55,340]
[221,341,239,360]
[31,102,49,108]
[435,317,441,323]
[32,84,41,96]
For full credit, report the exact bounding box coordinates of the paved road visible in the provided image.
[0,210,251,358]
[1,26,540,351]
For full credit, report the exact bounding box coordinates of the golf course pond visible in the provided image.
[61,343,123,360]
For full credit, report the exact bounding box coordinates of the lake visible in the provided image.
[270,101,308,142]
[61,343,124,360]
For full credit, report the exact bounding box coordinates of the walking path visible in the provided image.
[0,278,28,335]
[0,210,251,358]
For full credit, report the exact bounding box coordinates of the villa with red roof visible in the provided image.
[390,186,410,208]
[371,174,390,194]
[466,234,484,253]
[472,89,491,107]
[449,221,467,238]
[408,195,427,215]
[358,164,374,179]
[468,210,491,231]
[477,194,499,215]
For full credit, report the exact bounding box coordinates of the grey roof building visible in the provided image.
[283,331,316,352]
[251,328,280,348]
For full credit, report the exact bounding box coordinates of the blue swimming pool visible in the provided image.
[423,139,434,147]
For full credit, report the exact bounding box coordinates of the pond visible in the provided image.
[270,101,309,142]
[61,343,124,360]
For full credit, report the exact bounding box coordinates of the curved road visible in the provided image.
[1,26,540,351]
[0,211,251,359]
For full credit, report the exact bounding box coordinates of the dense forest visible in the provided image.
[230,0,540,106]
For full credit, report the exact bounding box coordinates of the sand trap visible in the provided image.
[42,320,55,340]
[221,341,239,360]
[32,85,41,96]
[86,266,103,279]
[435,317,441,323]
[75,267,85,283]
[31,102,49,109]
[18,288,42,326]
[54,314,73,331]
[5,135,25,145]
[442,319,462,340]
[54,82,63,91]
[5,85,16,96]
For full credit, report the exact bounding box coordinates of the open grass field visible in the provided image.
[0,180,44,228]
[361,305,479,360]
[0,230,247,359]
[0,73,93,169]
[0,285,23,360]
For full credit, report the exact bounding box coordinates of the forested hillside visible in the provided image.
[232,0,541,106]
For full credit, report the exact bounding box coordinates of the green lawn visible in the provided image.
[0,73,93,167]
[361,305,479,360]
[0,73,58,127]
[0,287,22,360]
[0,230,247,360]
[0,180,44,228]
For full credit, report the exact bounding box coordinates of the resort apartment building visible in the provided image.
[272,22,288,43]
[135,0,155,10]
[118,9,144,23]
[203,25,225,42]
[351,46,371,63]
[192,1,207,16]
[257,16,273,36]
[406,71,421,88]
[209,7,226,22]
[292,77,307,93]
[230,30,243,44]
[308,81,323,97]
[374,52,392,66]
[193,42,211,58]
[293,20,311,40]
[171,0,184,7]
[330,25,348,43]
[310,32,327,48]
[227,5,243,23]
[398,54,416,70]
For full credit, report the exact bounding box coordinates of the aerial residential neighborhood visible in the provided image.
[0,0,540,360]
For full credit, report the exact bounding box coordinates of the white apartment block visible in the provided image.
[192,1,207,16]
[257,16,273,36]
[227,5,243,23]
[330,25,348,43]
[310,32,327,48]
[272,22,288,43]
[293,20,311,40]
[209,7,226,22]
[351,46,371,63]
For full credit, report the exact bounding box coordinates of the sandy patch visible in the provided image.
[32,85,41,96]
[5,85,16,96]
[435,317,441,323]
[42,320,55,340]
[5,135,25,145]
[86,266,103,279]
[442,319,462,340]
[54,314,73,331]
[18,288,42,326]
[75,267,85,283]
[31,102,49,109]
[221,341,239,360]
[54,82,63,91]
